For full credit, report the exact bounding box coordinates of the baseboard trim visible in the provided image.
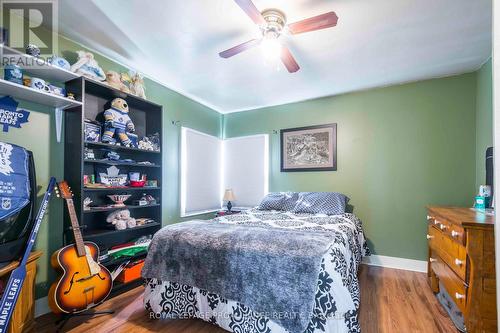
[362,255,428,273]
[35,296,50,318]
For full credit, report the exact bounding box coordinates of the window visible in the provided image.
[180,128,269,216]
[180,127,222,217]
[223,135,269,208]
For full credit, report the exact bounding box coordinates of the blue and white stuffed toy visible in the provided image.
[101,98,135,146]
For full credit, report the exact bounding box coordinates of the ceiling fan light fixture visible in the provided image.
[220,1,338,73]
[260,35,282,61]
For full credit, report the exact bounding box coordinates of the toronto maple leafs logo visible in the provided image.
[0,96,30,132]
[0,142,14,176]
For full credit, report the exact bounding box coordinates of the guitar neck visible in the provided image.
[65,198,86,257]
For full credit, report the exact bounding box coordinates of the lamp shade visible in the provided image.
[223,189,236,201]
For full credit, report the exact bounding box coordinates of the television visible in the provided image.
[486,147,493,206]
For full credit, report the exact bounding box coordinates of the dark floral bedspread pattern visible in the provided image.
[144,209,370,333]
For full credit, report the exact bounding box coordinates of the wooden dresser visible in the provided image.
[426,206,496,333]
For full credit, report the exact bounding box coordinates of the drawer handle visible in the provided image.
[429,258,437,263]
[426,234,434,240]
[426,215,433,220]
[439,224,447,230]
[455,292,465,300]
[434,220,440,225]
[451,230,461,238]
[454,258,463,266]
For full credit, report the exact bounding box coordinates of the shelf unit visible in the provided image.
[85,141,161,154]
[0,45,83,143]
[84,203,160,213]
[83,186,161,192]
[64,77,163,292]
[0,78,82,108]
[84,159,160,168]
[85,221,161,236]
[1,45,79,82]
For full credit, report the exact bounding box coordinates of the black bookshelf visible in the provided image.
[84,159,161,168]
[64,77,162,292]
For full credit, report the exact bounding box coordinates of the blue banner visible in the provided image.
[0,142,30,220]
[0,96,30,132]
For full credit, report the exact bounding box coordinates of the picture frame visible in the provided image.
[280,123,337,172]
[84,120,101,142]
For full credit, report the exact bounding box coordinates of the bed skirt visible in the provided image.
[144,278,360,333]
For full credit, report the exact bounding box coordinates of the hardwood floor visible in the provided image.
[35,265,458,333]
[358,265,456,333]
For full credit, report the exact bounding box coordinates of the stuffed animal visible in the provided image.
[106,209,136,230]
[105,71,130,93]
[70,51,106,81]
[101,98,135,146]
[138,137,154,151]
[122,71,146,99]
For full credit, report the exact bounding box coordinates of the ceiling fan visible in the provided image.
[219,0,339,73]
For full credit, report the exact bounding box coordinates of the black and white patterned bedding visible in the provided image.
[144,209,370,333]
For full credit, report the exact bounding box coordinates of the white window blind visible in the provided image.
[223,134,269,208]
[180,127,222,216]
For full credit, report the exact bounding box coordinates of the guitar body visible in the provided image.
[49,241,112,314]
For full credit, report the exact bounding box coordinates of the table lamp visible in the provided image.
[223,189,236,212]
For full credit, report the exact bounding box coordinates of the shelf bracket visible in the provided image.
[55,107,63,143]
[55,104,73,143]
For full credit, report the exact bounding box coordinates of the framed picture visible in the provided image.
[84,120,101,143]
[280,123,337,172]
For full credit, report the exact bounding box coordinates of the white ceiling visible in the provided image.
[57,0,491,113]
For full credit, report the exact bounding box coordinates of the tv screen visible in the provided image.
[486,146,493,199]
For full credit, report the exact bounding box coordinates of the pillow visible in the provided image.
[257,192,286,211]
[281,192,299,211]
[292,192,349,215]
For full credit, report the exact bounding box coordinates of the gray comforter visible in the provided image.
[142,219,338,333]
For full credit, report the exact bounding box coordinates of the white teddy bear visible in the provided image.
[106,209,136,230]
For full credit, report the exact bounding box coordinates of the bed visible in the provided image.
[142,193,369,333]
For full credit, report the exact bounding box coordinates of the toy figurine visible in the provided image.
[105,71,131,93]
[83,197,93,211]
[138,136,154,151]
[101,98,135,146]
[70,51,106,81]
[26,44,40,57]
[122,71,146,99]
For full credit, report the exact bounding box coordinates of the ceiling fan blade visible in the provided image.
[219,39,261,58]
[288,12,338,35]
[233,0,266,25]
[281,47,300,73]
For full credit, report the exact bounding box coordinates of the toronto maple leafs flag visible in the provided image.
[0,142,30,220]
[0,96,30,132]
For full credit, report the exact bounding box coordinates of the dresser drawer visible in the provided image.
[427,226,467,281]
[427,215,465,245]
[430,251,468,313]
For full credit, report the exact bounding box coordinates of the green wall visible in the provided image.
[0,13,492,300]
[224,73,479,261]
[475,58,493,189]
[1,35,221,299]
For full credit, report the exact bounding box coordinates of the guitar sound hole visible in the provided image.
[64,271,79,295]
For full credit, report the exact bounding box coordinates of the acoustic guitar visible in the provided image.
[48,181,112,314]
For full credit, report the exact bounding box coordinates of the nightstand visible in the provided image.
[215,210,241,217]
